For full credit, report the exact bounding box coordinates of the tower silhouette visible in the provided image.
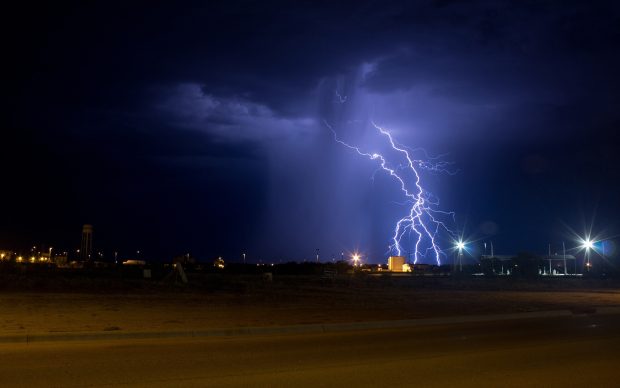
[81,224,93,261]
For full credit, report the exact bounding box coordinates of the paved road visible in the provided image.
[1,313,619,387]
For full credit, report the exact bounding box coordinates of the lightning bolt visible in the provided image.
[334,90,348,103]
[324,118,455,265]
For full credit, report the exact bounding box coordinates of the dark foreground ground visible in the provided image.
[1,312,619,387]
[1,274,620,336]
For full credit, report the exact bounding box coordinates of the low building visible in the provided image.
[388,256,407,272]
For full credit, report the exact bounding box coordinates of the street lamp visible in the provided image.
[352,254,360,267]
[581,238,594,272]
[454,240,465,272]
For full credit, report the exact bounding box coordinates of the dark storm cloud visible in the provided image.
[151,83,315,142]
[3,0,620,260]
[18,1,619,134]
[363,3,620,98]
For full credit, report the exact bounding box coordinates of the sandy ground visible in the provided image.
[2,278,620,336]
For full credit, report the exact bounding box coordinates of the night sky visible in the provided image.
[3,1,619,263]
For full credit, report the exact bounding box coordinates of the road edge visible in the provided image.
[3,306,620,344]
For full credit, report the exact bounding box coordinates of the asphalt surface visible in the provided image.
[1,313,619,387]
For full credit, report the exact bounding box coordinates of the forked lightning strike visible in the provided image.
[325,110,455,264]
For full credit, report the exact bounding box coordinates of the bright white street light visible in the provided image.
[454,241,465,272]
[582,239,594,250]
[581,237,595,273]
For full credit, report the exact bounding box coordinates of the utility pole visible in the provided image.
[548,243,552,275]
[562,242,567,275]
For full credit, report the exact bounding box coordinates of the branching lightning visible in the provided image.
[325,97,455,264]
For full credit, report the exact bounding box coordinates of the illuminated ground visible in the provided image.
[1,276,620,336]
[1,313,619,387]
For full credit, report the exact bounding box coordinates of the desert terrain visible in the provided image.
[1,273,619,336]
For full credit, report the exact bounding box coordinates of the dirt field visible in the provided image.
[1,274,620,336]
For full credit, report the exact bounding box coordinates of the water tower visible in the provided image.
[81,224,93,261]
